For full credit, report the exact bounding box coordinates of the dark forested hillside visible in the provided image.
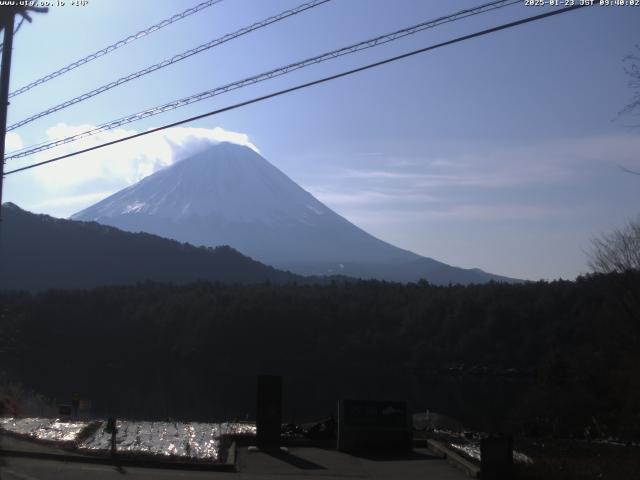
[1,272,639,440]
[0,203,302,291]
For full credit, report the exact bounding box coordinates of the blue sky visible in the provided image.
[3,0,640,281]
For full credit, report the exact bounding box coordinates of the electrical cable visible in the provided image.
[4,4,589,176]
[8,0,225,98]
[7,0,331,132]
[7,0,520,159]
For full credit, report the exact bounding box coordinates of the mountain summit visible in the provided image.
[72,142,516,284]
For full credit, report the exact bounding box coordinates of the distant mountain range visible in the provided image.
[0,203,302,291]
[72,142,518,285]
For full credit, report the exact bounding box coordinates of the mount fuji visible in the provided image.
[72,142,516,284]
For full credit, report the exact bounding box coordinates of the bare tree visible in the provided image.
[620,45,640,121]
[588,217,640,273]
[616,47,640,175]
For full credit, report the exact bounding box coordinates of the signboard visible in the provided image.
[256,375,282,448]
[337,399,411,452]
[344,400,407,427]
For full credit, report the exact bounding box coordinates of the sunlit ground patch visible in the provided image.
[449,442,534,465]
[1,417,255,462]
[0,417,89,443]
[79,420,255,460]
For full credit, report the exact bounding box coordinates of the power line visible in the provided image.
[13,17,25,35]
[5,4,589,177]
[7,0,331,132]
[6,134,68,157]
[618,165,640,176]
[8,0,225,99]
[7,0,520,160]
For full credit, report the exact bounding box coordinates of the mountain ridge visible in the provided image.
[72,142,519,285]
[0,202,304,292]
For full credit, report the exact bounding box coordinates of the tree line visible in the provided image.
[1,271,639,440]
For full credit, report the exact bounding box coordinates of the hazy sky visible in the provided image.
[3,0,640,281]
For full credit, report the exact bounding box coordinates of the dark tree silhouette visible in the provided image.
[2,272,640,438]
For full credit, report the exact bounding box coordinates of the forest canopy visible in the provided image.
[1,272,639,439]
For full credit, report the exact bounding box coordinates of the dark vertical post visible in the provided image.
[0,10,15,220]
[256,375,282,449]
[72,392,80,419]
[105,417,118,457]
[480,436,513,480]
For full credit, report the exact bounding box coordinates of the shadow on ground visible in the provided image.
[350,450,443,462]
[262,449,327,470]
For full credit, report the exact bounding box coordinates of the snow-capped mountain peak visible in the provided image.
[72,142,517,284]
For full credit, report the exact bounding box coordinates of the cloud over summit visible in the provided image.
[16,124,259,216]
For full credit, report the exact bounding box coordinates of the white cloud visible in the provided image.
[418,204,571,222]
[299,133,640,233]
[27,124,259,195]
[339,169,530,188]
[321,203,570,229]
[5,132,22,151]
[31,192,114,210]
[6,124,258,218]
[311,187,437,207]
[153,126,260,158]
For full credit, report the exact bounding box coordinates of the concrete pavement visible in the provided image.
[237,445,469,478]
[1,433,470,479]
[1,446,470,479]
[0,435,82,456]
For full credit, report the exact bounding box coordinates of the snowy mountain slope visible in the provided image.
[72,142,517,284]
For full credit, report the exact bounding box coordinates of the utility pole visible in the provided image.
[0,9,15,221]
[0,5,47,221]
